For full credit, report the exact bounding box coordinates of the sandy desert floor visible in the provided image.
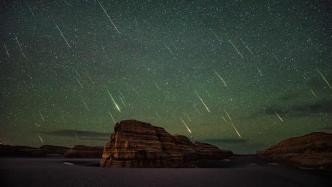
[0,156,331,187]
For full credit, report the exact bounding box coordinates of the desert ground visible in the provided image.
[1,155,331,187]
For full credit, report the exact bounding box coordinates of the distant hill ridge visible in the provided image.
[0,144,103,158]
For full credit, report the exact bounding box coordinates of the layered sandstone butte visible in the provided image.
[258,132,332,169]
[64,145,103,158]
[100,120,232,168]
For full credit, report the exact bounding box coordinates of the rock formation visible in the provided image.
[40,145,70,156]
[258,132,332,169]
[0,145,45,157]
[0,145,69,157]
[64,145,103,158]
[100,120,232,168]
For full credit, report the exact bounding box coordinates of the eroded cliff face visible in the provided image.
[258,132,332,169]
[101,120,232,168]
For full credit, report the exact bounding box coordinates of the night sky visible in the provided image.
[0,0,331,153]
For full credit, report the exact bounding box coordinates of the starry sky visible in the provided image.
[0,0,331,153]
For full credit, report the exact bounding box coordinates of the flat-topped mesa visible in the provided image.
[100,119,232,168]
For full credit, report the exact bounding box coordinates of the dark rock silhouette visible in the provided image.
[0,144,103,158]
[39,145,70,155]
[258,132,332,170]
[0,144,69,157]
[64,145,103,158]
[100,119,233,167]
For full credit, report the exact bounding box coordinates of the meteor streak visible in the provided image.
[107,88,121,112]
[155,112,162,120]
[14,36,26,58]
[180,118,192,134]
[224,110,242,138]
[75,77,83,88]
[164,43,175,56]
[310,89,317,98]
[3,43,10,57]
[228,39,244,59]
[194,91,211,112]
[274,112,284,122]
[55,23,71,48]
[38,135,44,144]
[316,68,332,89]
[256,66,263,77]
[82,100,90,111]
[108,112,116,124]
[213,70,228,87]
[96,0,121,34]
[39,111,45,122]
[240,38,254,55]
[211,30,222,43]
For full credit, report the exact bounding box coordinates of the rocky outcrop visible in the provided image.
[64,145,103,158]
[258,132,332,169]
[100,120,232,168]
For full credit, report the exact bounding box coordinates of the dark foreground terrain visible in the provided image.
[0,155,331,187]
